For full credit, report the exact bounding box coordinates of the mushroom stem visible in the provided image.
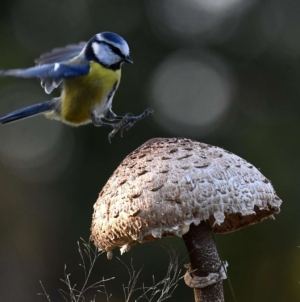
[182,221,225,302]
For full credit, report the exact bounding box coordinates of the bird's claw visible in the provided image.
[143,108,155,117]
[108,108,154,142]
[120,108,154,136]
[108,114,131,142]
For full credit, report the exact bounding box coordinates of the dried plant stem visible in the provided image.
[38,239,181,302]
[182,221,224,302]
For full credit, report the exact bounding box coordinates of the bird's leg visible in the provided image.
[107,113,134,141]
[91,113,120,128]
[92,108,154,141]
[91,111,132,142]
[104,109,123,121]
[105,108,154,128]
[119,108,154,136]
[104,108,154,138]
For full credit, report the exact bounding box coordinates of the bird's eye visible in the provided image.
[107,43,124,58]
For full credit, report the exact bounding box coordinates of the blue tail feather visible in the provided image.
[0,100,55,124]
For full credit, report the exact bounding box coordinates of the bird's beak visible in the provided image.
[124,55,133,64]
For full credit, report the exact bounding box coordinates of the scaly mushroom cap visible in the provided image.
[91,138,282,257]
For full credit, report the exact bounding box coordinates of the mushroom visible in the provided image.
[91,138,282,301]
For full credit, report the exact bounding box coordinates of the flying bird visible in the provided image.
[0,32,153,140]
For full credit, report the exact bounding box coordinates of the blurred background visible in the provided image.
[0,0,299,301]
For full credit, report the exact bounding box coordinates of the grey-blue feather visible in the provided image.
[0,62,90,94]
[0,63,89,79]
[0,99,58,124]
[34,42,86,65]
[34,42,87,94]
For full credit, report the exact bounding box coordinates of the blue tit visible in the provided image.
[0,32,153,140]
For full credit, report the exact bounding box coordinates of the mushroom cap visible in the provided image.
[91,138,282,256]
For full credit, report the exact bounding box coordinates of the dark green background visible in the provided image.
[0,0,298,301]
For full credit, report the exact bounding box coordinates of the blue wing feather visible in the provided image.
[35,43,88,93]
[35,42,86,65]
[0,42,88,94]
[0,100,57,124]
[0,63,89,79]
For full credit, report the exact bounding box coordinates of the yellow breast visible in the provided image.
[60,61,121,125]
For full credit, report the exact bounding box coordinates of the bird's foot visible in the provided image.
[120,108,154,136]
[108,108,154,142]
[108,113,133,142]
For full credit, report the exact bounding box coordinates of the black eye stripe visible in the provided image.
[84,38,123,70]
[98,41,124,58]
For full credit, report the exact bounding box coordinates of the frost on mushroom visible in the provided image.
[91,138,282,258]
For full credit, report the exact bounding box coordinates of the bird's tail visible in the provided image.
[0,99,57,124]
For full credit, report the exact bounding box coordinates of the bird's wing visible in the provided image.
[34,42,87,65]
[34,42,87,93]
[0,63,90,94]
[0,63,89,79]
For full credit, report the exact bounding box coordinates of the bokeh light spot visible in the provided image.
[191,0,252,13]
[145,0,255,45]
[148,51,235,136]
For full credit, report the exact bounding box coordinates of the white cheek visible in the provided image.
[92,42,101,57]
[92,42,121,66]
[101,51,121,66]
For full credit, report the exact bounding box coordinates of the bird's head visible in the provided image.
[84,32,133,70]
